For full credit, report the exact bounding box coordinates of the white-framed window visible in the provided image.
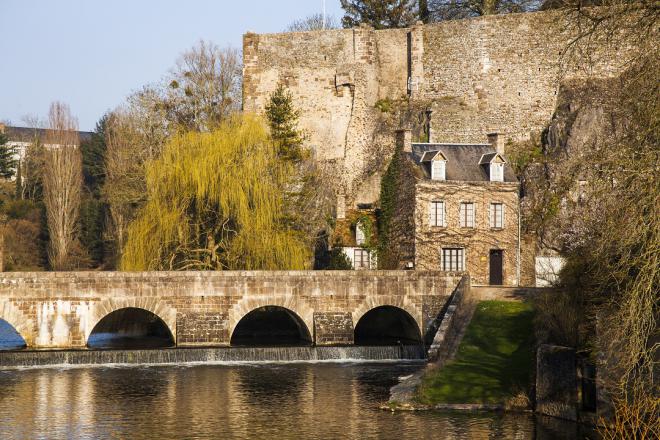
[442,248,464,272]
[354,249,370,270]
[355,222,366,245]
[429,200,446,227]
[431,160,446,181]
[490,162,504,182]
[490,202,504,228]
[459,202,475,228]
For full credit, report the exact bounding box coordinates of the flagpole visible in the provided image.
[322,0,326,29]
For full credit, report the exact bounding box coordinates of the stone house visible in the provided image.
[389,129,521,286]
[330,209,378,270]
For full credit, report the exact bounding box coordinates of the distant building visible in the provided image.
[388,130,522,286]
[0,123,93,179]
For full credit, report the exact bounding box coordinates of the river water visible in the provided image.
[0,360,593,439]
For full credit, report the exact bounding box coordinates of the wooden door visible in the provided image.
[489,250,503,285]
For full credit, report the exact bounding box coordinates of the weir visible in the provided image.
[0,346,427,368]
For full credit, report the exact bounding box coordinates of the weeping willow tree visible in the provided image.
[120,114,310,270]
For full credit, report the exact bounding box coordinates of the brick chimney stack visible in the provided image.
[487,132,505,154]
[396,129,412,153]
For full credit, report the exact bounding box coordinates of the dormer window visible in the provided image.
[431,159,446,180]
[479,152,506,182]
[421,150,447,181]
[490,162,503,182]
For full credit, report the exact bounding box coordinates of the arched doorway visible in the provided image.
[87,307,175,349]
[354,306,422,346]
[230,306,312,346]
[0,319,27,350]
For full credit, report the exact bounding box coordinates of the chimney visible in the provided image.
[396,129,412,153]
[487,132,505,154]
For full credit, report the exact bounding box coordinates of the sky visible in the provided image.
[0,0,344,131]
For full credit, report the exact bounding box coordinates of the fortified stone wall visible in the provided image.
[0,271,462,349]
[243,10,625,207]
[243,26,408,207]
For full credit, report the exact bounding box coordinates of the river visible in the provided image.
[0,360,594,439]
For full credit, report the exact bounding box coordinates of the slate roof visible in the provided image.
[410,143,518,183]
[3,126,93,143]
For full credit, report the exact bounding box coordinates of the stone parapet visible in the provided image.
[0,270,462,350]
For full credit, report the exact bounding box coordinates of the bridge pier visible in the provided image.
[0,271,464,350]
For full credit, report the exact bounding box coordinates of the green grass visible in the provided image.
[417,300,535,405]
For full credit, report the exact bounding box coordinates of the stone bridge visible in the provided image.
[0,271,464,349]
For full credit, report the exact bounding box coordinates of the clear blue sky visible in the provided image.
[0,0,344,131]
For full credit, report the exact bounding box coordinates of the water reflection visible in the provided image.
[0,363,592,439]
[0,319,26,350]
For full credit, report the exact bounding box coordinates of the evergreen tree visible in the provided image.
[80,115,108,197]
[78,115,108,268]
[264,84,306,162]
[340,0,418,29]
[0,132,17,180]
[264,84,335,267]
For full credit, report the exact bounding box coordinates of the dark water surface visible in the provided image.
[0,361,592,440]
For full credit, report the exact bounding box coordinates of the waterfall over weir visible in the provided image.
[0,346,427,368]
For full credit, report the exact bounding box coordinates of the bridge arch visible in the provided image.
[0,301,34,347]
[85,298,177,345]
[230,305,312,346]
[354,305,422,345]
[228,296,314,345]
[351,296,423,338]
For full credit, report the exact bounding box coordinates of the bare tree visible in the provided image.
[165,40,242,131]
[42,102,82,270]
[102,99,167,266]
[427,0,541,21]
[287,13,339,31]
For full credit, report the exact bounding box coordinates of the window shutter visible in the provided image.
[442,201,446,227]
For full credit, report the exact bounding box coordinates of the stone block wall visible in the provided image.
[536,344,579,421]
[413,180,520,285]
[243,26,408,206]
[314,312,354,345]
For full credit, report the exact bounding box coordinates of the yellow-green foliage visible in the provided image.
[121,114,310,270]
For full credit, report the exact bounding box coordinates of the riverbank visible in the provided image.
[388,299,536,411]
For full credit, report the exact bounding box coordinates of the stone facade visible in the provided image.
[387,130,521,286]
[413,180,519,285]
[243,10,625,207]
[0,271,462,349]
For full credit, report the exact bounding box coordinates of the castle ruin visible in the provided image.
[243,10,624,210]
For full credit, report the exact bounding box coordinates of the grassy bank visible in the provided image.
[417,300,535,405]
